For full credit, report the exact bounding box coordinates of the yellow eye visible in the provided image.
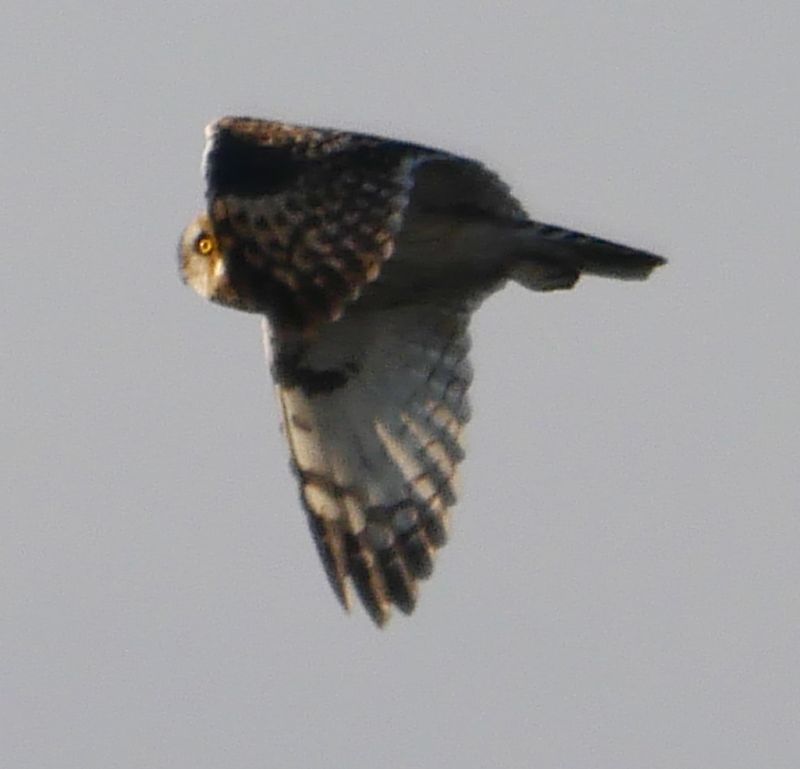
[195,234,216,255]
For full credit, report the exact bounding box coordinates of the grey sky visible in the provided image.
[3,2,798,767]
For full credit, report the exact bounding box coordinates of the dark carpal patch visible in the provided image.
[272,349,358,396]
[206,130,306,197]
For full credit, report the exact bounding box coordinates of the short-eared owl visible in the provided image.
[179,117,665,626]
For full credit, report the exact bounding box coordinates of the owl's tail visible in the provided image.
[509,221,666,291]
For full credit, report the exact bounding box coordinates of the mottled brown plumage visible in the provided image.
[179,117,665,626]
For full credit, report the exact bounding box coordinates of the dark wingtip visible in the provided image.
[642,252,668,269]
[306,512,351,610]
[576,248,667,281]
[528,221,668,281]
[345,533,392,627]
[617,251,668,280]
[378,548,418,615]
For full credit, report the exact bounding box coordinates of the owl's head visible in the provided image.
[178,213,227,302]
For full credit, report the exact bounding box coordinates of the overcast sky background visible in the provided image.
[3,2,798,767]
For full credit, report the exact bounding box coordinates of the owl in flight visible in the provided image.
[179,117,664,626]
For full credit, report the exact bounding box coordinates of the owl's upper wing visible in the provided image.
[269,301,475,625]
[203,117,526,332]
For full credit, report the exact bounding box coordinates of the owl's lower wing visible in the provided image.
[269,303,474,625]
